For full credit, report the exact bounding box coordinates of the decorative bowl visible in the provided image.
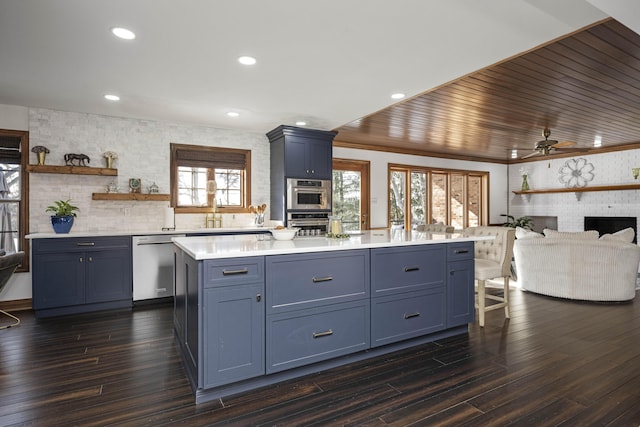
[269,228,299,241]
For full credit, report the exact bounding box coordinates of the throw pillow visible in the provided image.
[543,229,599,240]
[515,227,543,239]
[599,227,635,243]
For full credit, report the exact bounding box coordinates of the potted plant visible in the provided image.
[46,199,79,233]
[501,214,534,230]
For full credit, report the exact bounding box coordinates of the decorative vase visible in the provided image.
[521,175,530,191]
[37,152,46,165]
[51,215,75,234]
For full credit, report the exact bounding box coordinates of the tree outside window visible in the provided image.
[171,143,251,213]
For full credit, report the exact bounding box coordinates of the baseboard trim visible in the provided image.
[0,298,32,312]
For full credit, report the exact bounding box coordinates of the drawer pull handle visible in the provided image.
[404,266,420,272]
[77,242,95,246]
[256,294,261,302]
[312,276,333,283]
[454,249,469,254]
[313,329,333,338]
[404,312,421,319]
[222,268,249,276]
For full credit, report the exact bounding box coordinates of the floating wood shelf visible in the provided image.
[26,164,117,176]
[513,183,640,195]
[92,193,170,201]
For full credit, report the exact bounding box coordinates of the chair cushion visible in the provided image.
[599,227,635,243]
[543,229,599,240]
[474,258,502,281]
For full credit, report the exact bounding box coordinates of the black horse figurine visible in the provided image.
[64,153,90,166]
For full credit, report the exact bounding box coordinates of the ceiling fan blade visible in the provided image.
[552,147,591,152]
[551,140,576,148]
[521,151,541,159]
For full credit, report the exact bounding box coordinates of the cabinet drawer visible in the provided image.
[371,288,446,348]
[202,257,264,288]
[266,300,369,373]
[447,242,474,261]
[266,249,369,313]
[33,236,131,253]
[371,245,445,295]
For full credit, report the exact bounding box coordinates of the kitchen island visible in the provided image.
[172,230,491,403]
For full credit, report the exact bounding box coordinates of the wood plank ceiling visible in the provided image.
[333,19,640,164]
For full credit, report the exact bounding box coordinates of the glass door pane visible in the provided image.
[468,175,481,227]
[332,169,361,232]
[450,174,464,229]
[389,170,406,229]
[410,172,427,230]
[431,173,447,224]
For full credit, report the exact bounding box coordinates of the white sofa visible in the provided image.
[513,228,640,301]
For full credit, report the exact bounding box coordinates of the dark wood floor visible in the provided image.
[2,288,640,426]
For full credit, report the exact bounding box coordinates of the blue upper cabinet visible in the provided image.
[267,125,336,181]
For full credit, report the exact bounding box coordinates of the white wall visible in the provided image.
[1,106,509,302]
[508,150,640,231]
[333,147,509,228]
[0,104,29,130]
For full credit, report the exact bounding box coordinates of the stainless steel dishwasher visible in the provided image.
[132,234,186,301]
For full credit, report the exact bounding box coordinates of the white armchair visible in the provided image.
[463,226,516,327]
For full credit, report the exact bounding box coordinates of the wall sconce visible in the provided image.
[633,168,640,180]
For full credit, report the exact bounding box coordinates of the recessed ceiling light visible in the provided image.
[238,56,257,65]
[295,121,307,126]
[593,135,602,147]
[391,93,405,100]
[104,94,120,101]
[226,111,239,117]
[110,27,136,40]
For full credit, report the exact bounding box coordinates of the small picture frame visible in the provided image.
[129,178,141,193]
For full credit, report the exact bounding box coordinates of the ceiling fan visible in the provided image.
[520,128,580,159]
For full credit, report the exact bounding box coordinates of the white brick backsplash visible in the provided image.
[29,108,270,233]
[509,151,640,232]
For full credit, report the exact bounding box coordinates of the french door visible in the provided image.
[332,159,370,231]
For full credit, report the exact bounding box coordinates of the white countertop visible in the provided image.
[26,227,268,239]
[173,230,492,260]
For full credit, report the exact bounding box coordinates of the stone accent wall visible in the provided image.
[508,149,640,233]
[29,108,270,233]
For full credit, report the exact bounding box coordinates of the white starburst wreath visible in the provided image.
[558,158,594,188]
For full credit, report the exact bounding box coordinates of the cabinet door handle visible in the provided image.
[79,257,83,263]
[256,294,261,302]
[312,276,333,283]
[454,249,469,254]
[77,242,95,246]
[222,268,249,276]
[404,266,420,272]
[404,312,421,319]
[88,256,93,262]
[312,329,333,338]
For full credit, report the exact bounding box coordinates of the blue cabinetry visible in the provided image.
[174,240,476,403]
[32,236,132,317]
[175,254,265,392]
[265,250,369,373]
[370,245,447,347]
[446,242,475,327]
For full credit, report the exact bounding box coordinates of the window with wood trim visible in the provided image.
[0,130,28,272]
[389,164,488,230]
[170,143,251,213]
